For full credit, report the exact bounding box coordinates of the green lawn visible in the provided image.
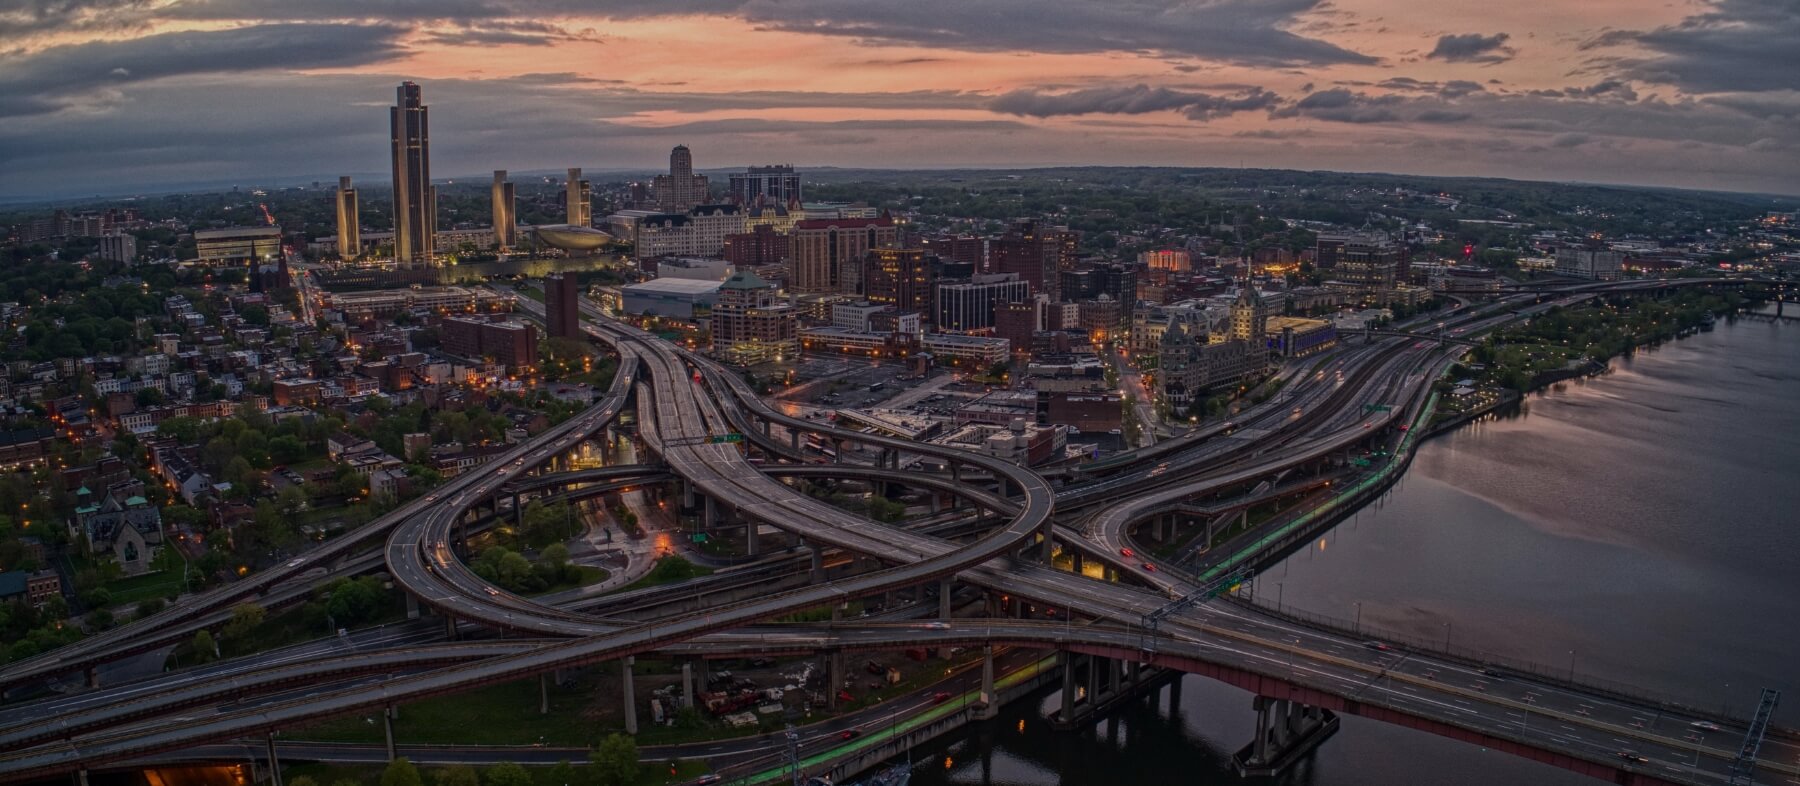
[530,565,608,597]
[283,759,707,786]
[289,676,604,747]
[620,556,711,592]
[105,570,185,606]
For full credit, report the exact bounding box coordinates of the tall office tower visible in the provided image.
[989,220,1078,299]
[788,217,898,295]
[492,170,517,251]
[653,145,710,212]
[566,168,592,227]
[545,273,582,340]
[728,164,802,205]
[864,247,936,318]
[390,81,435,268]
[335,176,361,260]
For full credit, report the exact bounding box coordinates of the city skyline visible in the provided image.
[1,1,1797,198]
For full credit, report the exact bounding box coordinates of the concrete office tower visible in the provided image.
[492,170,517,251]
[390,81,435,268]
[653,145,710,212]
[729,164,802,205]
[545,273,582,340]
[566,168,591,227]
[335,176,361,260]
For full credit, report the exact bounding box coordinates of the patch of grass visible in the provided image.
[621,556,711,592]
[104,570,184,606]
[530,565,608,597]
[288,676,601,747]
[283,760,709,786]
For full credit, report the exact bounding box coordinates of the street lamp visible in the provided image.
[1354,602,1362,633]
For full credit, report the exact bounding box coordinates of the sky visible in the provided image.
[2,0,1798,198]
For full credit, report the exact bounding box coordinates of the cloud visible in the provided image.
[0,22,408,117]
[988,83,1280,120]
[13,0,1376,68]
[1426,32,1514,63]
[1586,0,1800,93]
[1271,88,1401,122]
[421,20,601,47]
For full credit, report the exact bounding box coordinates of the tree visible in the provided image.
[325,577,384,627]
[433,766,480,786]
[547,760,575,786]
[589,734,639,786]
[221,602,265,642]
[191,629,217,663]
[380,758,423,786]
[483,763,532,786]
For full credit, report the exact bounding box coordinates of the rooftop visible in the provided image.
[622,278,725,295]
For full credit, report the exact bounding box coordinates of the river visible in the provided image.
[901,308,1799,785]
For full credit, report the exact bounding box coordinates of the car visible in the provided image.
[692,775,723,785]
[839,729,862,740]
[919,621,951,630]
[1398,424,1410,432]
[1362,640,1391,651]
[1120,547,1134,558]
[1362,422,1372,429]
[930,691,953,704]
[286,557,306,568]
[1615,752,1648,764]
[1477,666,1504,679]
[1689,721,1722,732]
[1141,562,1156,572]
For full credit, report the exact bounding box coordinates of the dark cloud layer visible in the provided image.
[6,0,1375,67]
[1589,0,1800,93]
[988,84,1279,120]
[0,22,407,117]
[1426,32,1514,64]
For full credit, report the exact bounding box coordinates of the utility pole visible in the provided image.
[785,724,801,786]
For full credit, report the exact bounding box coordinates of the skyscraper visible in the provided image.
[335,176,360,260]
[389,82,435,268]
[788,217,898,295]
[729,165,802,205]
[653,145,710,212]
[566,168,591,227]
[545,273,582,340]
[492,170,516,251]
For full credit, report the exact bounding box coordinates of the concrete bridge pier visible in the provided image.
[702,495,717,529]
[442,614,458,640]
[825,650,845,709]
[807,541,824,582]
[1070,549,1084,574]
[974,646,998,720]
[745,518,759,556]
[265,733,283,786]
[681,660,696,709]
[84,667,99,689]
[383,705,397,760]
[405,593,420,620]
[621,657,639,735]
[1235,696,1338,777]
[511,492,522,525]
[1052,654,1170,730]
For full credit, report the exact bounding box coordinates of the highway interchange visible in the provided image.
[0,277,1792,786]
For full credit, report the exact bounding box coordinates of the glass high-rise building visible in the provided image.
[390,82,436,268]
[492,170,517,251]
[335,176,360,260]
